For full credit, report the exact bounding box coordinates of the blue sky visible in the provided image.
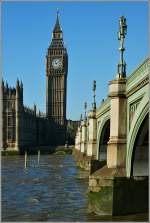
[2,1,148,120]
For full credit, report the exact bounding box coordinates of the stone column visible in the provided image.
[75,128,78,150]
[87,109,97,158]
[78,125,82,152]
[107,78,127,168]
[75,134,77,150]
[75,131,79,150]
[81,119,87,154]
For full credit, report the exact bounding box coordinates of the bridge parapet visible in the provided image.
[96,98,110,118]
[126,58,149,93]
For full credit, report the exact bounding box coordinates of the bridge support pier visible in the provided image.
[107,78,127,168]
[74,109,97,171]
[78,126,82,152]
[73,125,86,168]
[88,173,148,215]
[81,120,87,154]
[75,109,97,171]
[87,109,97,159]
[88,78,129,215]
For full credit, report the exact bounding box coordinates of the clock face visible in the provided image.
[52,58,62,69]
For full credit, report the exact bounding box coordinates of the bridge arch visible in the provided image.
[97,116,110,161]
[126,94,149,177]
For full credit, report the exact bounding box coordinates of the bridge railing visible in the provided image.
[126,58,149,92]
[96,98,110,118]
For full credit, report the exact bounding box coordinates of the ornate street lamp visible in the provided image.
[92,80,96,110]
[117,16,127,78]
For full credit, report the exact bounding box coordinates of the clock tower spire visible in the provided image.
[46,11,68,145]
[52,9,63,40]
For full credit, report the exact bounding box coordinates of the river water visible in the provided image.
[2,154,148,222]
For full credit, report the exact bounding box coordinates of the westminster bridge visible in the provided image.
[74,56,149,216]
[74,17,149,215]
[75,57,149,174]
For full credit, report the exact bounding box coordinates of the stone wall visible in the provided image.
[88,174,148,215]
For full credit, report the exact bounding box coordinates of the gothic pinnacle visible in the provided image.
[16,78,20,87]
[52,9,63,40]
[54,9,61,32]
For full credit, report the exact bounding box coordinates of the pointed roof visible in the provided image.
[53,9,62,32]
[50,9,65,48]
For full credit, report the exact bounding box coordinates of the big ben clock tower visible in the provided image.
[46,11,68,145]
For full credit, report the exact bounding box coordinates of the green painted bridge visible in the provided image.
[75,57,149,178]
[74,16,148,216]
[95,58,149,177]
[74,57,149,216]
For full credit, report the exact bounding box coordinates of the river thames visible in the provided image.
[2,154,148,222]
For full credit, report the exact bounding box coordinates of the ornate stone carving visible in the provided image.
[129,98,141,128]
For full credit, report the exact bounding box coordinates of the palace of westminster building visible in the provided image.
[1,13,78,152]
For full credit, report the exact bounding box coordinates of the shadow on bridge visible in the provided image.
[98,119,110,162]
[131,114,148,177]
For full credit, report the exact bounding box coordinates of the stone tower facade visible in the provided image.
[46,12,68,145]
[1,79,47,152]
[2,80,23,150]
